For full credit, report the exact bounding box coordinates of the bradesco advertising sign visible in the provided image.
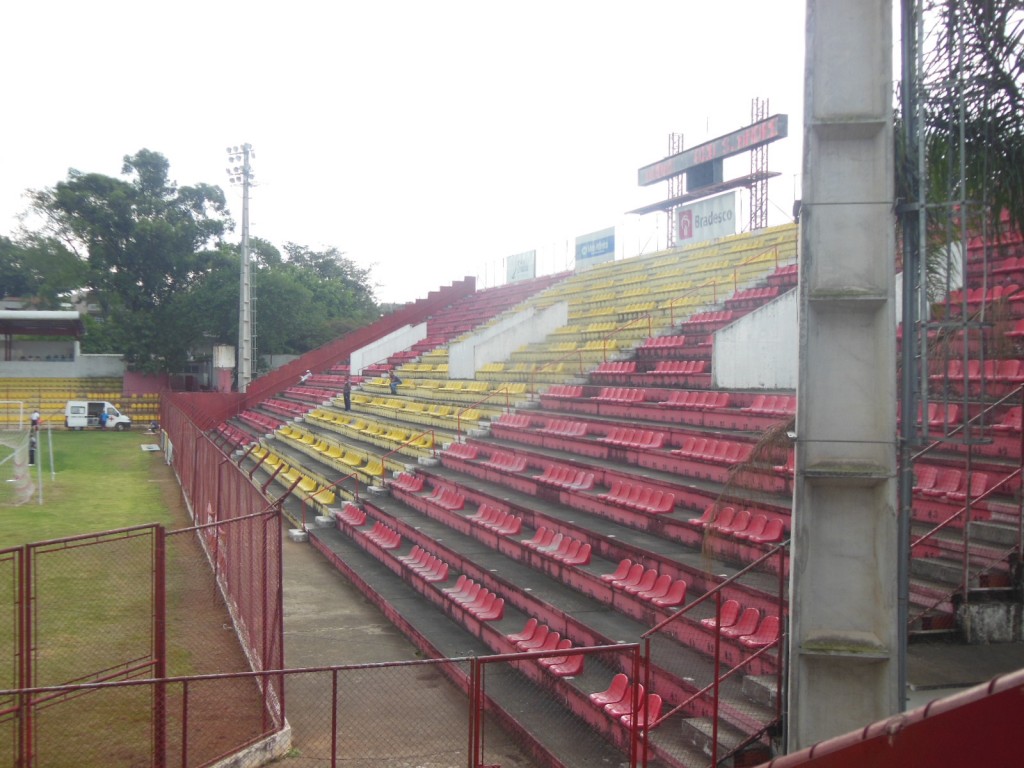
[506,250,536,283]
[575,227,615,272]
[677,192,737,244]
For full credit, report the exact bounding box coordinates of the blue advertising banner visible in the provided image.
[575,227,615,271]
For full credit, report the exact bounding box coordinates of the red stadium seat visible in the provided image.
[637,573,673,602]
[739,615,781,648]
[622,693,663,731]
[538,638,572,667]
[651,580,687,608]
[517,624,551,651]
[735,514,769,541]
[700,599,742,630]
[600,559,632,582]
[475,595,505,622]
[747,517,786,544]
[589,673,629,707]
[721,607,761,639]
[613,563,646,590]
[993,407,1023,432]
[548,650,585,677]
[506,618,539,644]
[623,568,659,596]
[562,542,592,566]
[605,684,643,718]
[914,465,939,495]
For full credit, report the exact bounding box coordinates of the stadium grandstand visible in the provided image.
[162,206,1018,766]
[4,2,1024,766]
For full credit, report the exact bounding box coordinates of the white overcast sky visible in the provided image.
[2,1,808,304]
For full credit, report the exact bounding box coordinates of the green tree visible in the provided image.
[20,150,381,374]
[172,239,380,361]
[921,1,1024,231]
[262,244,379,352]
[0,234,87,308]
[27,149,229,371]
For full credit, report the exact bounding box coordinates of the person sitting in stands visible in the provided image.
[388,371,402,395]
[299,369,312,384]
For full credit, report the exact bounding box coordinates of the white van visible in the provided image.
[64,401,132,431]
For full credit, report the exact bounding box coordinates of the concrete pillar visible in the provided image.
[788,0,898,750]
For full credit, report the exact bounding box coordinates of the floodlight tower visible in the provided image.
[666,132,684,248]
[226,144,254,392]
[749,97,769,231]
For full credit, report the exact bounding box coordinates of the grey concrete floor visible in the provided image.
[279,517,1024,760]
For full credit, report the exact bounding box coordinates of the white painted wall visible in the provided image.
[448,302,569,379]
[349,322,427,375]
[714,291,798,390]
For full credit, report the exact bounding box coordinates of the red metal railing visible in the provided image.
[2,644,647,768]
[640,540,789,766]
[907,385,1024,624]
[454,388,515,442]
[523,314,654,393]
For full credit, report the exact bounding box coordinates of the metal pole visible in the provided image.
[154,526,167,768]
[239,144,253,393]
[896,0,922,714]
[331,668,339,768]
[711,589,722,766]
[1018,389,1024,559]
[180,681,189,768]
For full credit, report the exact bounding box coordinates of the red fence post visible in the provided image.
[331,668,339,768]
[711,589,722,768]
[154,526,167,768]
[469,656,481,768]
[18,546,32,768]
[179,680,190,768]
[638,641,648,768]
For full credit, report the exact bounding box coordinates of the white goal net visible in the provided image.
[0,401,35,506]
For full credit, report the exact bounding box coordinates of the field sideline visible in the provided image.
[0,428,177,548]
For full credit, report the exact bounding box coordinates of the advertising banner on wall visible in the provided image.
[506,250,537,283]
[574,227,615,272]
[676,192,737,244]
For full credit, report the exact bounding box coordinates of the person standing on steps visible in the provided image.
[343,377,352,411]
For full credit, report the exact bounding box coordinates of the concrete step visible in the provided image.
[680,716,773,765]
[970,519,1019,548]
[741,675,779,710]
[911,555,1012,588]
[909,576,957,619]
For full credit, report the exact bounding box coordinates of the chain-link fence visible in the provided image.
[284,659,474,767]
[476,644,646,768]
[2,646,671,768]
[0,547,20,766]
[0,526,161,767]
[0,509,285,768]
[640,543,788,767]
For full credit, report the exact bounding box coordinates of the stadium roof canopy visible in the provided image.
[0,310,85,338]
[627,171,781,216]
